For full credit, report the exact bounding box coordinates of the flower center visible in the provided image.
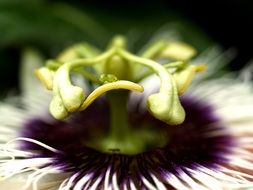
[86,91,169,155]
[20,95,233,168]
[34,35,206,155]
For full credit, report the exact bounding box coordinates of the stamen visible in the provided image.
[36,36,203,125]
[46,60,62,70]
[50,48,116,118]
[159,41,197,61]
[174,64,207,95]
[49,95,69,120]
[135,61,187,82]
[57,43,100,62]
[33,36,208,156]
[118,49,185,125]
[53,67,85,112]
[34,67,54,90]
[46,60,101,84]
[140,40,167,59]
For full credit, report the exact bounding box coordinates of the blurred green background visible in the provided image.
[0,0,252,95]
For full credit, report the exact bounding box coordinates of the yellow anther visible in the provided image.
[34,67,54,90]
[159,42,197,61]
[174,64,207,95]
[195,64,207,72]
[57,45,80,62]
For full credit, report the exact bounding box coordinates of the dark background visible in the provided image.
[0,0,252,94]
[79,0,252,69]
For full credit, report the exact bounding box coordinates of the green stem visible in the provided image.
[97,91,146,155]
[65,47,115,69]
[107,91,130,141]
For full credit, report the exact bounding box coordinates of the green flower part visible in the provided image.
[36,35,205,125]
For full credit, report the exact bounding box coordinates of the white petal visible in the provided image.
[128,74,159,111]
[19,49,49,99]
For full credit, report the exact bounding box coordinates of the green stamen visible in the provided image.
[50,48,115,115]
[118,49,185,125]
[140,40,167,59]
[36,35,206,155]
[173,64,207,95]
[34,67,54,90]
[159,41,197,61]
